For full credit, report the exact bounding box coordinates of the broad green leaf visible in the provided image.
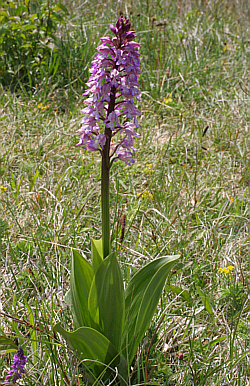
[29,14,37,22]
[0,336,18,351]
[0,10,8,16]
[71,249,94,329]
[29,170,39,191]
[117,353,129,386]
[12,174,23,201]
[64,289,72,305]
[122,255,179,364]
[165,285,190,301]
[2,348,17,355]
[207,336,227,347]
[23,24,36,31]
[91,238,103,275]
[55,2,69,14]
[197,286,213,315]
[88,252,125,351]
[54,323,120,379]
[55,173,65,197]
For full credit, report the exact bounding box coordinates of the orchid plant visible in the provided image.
[5,346,27,384]
[77,15,141,260]
[54,16,179,385]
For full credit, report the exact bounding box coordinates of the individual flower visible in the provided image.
[5,346,27,384]
[218,265,234,274]
[77,15,141,165]
[144,164,153,174]
[38,103,48,110]
[223,44,230,52]
[137,190,153,200]
[163,93,172,104]
[175,352,184,360]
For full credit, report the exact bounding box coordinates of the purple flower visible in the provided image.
[77,15,141,165]
[5,346,27,384]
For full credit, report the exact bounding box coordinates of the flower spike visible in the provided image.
[77,15,141,165]
[5,346,27,384]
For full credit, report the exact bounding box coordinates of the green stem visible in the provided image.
[101,85,116,258]
[101,151,110,258]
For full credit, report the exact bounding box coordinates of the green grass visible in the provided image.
[0,0,250,385]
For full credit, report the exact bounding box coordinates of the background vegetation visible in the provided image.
[0,0,249,384]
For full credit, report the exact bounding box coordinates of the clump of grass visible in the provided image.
[0,0,249,385]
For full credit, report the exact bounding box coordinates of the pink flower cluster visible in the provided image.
[77,16,141,165]
[5,346,26,384]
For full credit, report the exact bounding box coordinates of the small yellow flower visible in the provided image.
[163,93,172,105]
[137,190,153,200]
[218,266,234,274]
[0,186,7,195]
[117,246,125,251]
[38,103,48,110]
[230,197,233,202]
[144,164,153,174]
[223,44,230,52]
[218,265,234,274]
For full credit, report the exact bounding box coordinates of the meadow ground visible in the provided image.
[0,0,250,384]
